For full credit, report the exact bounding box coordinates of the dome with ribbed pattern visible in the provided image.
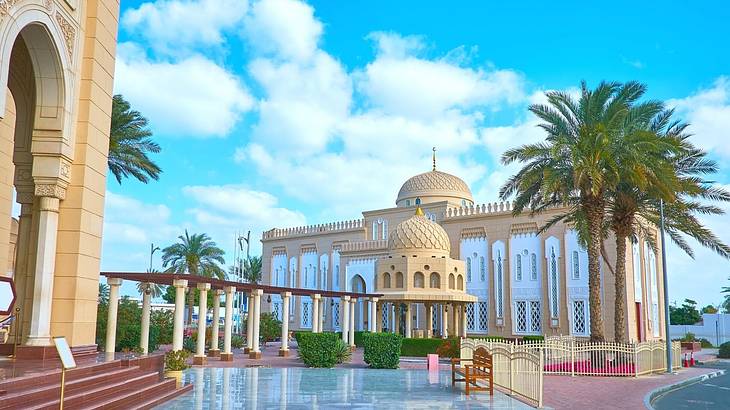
[387,209,451,254]
[396,170,473,206]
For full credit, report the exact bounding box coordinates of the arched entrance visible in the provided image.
[351,275,367,331]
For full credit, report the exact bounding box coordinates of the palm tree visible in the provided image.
[136,269,166,299]
[243,256,263,284]
[722,278,730,313]
[500,81,655,342]
[161,230,226,325]
[607,109,730,342]
[98,283,110,304]
[108,94,162,184]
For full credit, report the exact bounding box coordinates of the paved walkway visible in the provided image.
[543,366,722,409]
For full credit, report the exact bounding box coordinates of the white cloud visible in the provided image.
[243,0,323,62]
[668,77,730,159]
[114,48,254,137]
[122,0,248,55]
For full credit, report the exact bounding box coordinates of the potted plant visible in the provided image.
[680,332,702,353]
[164,350,190,387]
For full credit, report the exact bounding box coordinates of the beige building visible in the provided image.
[0,0,119,357]
[262,164,667,341]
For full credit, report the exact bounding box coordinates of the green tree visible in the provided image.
[135,269,165,299]
[161,230,225,325]
[244,256,263,283]
[702,305,718,314]
[669,299,702,325]
[606,106,730,342]
[98,283,109,304]
[108,94,162,184]
[500,81,652,342]
[723,277,730,313]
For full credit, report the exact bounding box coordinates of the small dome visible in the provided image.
[396,170,473,206]
[388,208,451,254]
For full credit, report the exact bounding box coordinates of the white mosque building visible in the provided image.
[261,160,667,341]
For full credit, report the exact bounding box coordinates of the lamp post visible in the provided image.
[236,231,250,334]
[659,199,672,373]
[149,243,160,272]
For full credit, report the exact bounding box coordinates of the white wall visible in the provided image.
[670,313,730,346]
[461,236,489,334]
[564,229,590,337]
[510,233,542,335]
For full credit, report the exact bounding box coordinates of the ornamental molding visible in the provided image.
[59,159,70,178]
[272,247,287,256]
[54,9,74,59]
[34,183,66,199]
[510,222,539,236]
[1,0,54,18]
[300,244,317,254]
[460,227,487,239]
[16,191,34,205]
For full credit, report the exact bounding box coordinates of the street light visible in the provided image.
[659,199,672,373]
[149,243,160,272]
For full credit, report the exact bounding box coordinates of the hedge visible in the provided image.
[719,342,730,359]
[334,331,370,347]
[363,332,402,369]
[400,338,461,357]
[522,335,544,342]
[297,332,340,368]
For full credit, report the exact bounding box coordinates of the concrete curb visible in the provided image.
[643,369,726,409]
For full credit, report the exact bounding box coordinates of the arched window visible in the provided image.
[457,274,464,290]
[572,251,580,279]
[383,272,391,288]
[415,197,421,205]
[466,257,472,282]
[530,253,538,281]
[479,256,486,281]
[449,273,455,289]
[414,272,425,288]
[430,272,440,288]
[515,255,523,281]
[396,272,404,288]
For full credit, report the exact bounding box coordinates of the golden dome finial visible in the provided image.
[432,146,436,171]
[415,206,425,216]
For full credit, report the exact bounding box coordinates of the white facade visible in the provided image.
[564,230,590,337]
[461,236,489,334]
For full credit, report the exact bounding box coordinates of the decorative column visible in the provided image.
[390,303,396,333]
[194,283,210,365]
[209,290,223,357]
[394,304,401,335]
[348,298,356,348]
[376,301,383,332]
[312,294,321,333]
[370,298,379,332]
[221,286,235,361]
[426,303,433,338]
[461,304,468,338]
[140,284,152,354]
[9,200,32,344]
[279,292,291,356]
[405,303,412,338]
[172,279,188,351]
[245,293,254,354]
[249,289,263,359]
[104,278,123,355]
[341,296,350,343]
[319,298,326,332]
[441,304,449,339]
[25,195,62,346]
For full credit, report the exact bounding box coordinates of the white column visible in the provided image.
[140,284,152,354]
[461,304,468,338]
[390,303,396,333]
[172,279,188,351]
[209,290,223,356]
[405,303,412,338]
[250,289,263,358]
[426,303,433,338]
[341,296,350,343]
[245,293,254,353]
[319,298,326,332]
[25,196,61,346]
[370,298,378,332]
[279,292,291,356]
[312,294,321,333]
[221,286,235,360]
[104,278,123,354]
[195,283,210,364]
[441,304,449,339]
[348,298,356,347]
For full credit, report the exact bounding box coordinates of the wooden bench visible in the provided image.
[451,348,493,395]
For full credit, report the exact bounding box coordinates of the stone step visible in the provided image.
[78,378,182,410]
[0,360,123,393]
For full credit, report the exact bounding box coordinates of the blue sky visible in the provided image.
[105,0,730,307]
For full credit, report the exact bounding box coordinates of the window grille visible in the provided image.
[302,302,311,328]
[480,256,486,281]
[496,252,504,318]
[515,255,522,280]
[334,303,340,328]
[550,247,559,318]
[572,300,586,335]
[478,301,488,332]
[572,251,580,279]
[273,302,281,321]
[466,303,475,331]
[515,301,527,332]
[529,301,541,333]
[466,257,472,282]
[530,253,538,280]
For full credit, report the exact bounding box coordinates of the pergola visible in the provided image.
[100,272,383,362]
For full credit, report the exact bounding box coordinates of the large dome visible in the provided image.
[396,170,473,207]
[387,208,451,254]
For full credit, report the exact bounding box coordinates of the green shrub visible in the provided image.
[298,332,340,368]
[164,350,190,371]
[182,336,196,352]
[435,338,461,358]
[400,338,446,357]
[151,310,174,345]
[334,331,370,347]
[719,342,730,359]
[363,332,402,369]
[522,335,545,342]
[681,332,696,342]
[334,339,352,364]
[483,335,505,341]
[96,297,161,353]
[699,338,713,348]
[231,335,245,349]
[294,330,311,344]
[260,313,282,344]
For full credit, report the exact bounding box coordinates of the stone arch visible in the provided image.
[414,271,424,288]
[382,272,391,288]
[430,272,440,288]
[351,274,367,331]
[351,274,366,293]
[449,273,455,289]
[395,271,404,288]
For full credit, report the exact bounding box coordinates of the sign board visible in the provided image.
[0,276,16,315]
[53,337,77,370]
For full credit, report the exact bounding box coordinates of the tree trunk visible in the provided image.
[187,289,194,326]
[586,201,606,343]
[614,232,628,343]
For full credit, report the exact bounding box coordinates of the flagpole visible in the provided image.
[660,199,672,373]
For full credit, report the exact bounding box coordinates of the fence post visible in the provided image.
[509,343,514,395]
[570,338,575,377]
[634,343,639,377]
[539,349,544,408]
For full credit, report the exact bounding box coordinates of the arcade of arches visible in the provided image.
[0,0,120,355]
